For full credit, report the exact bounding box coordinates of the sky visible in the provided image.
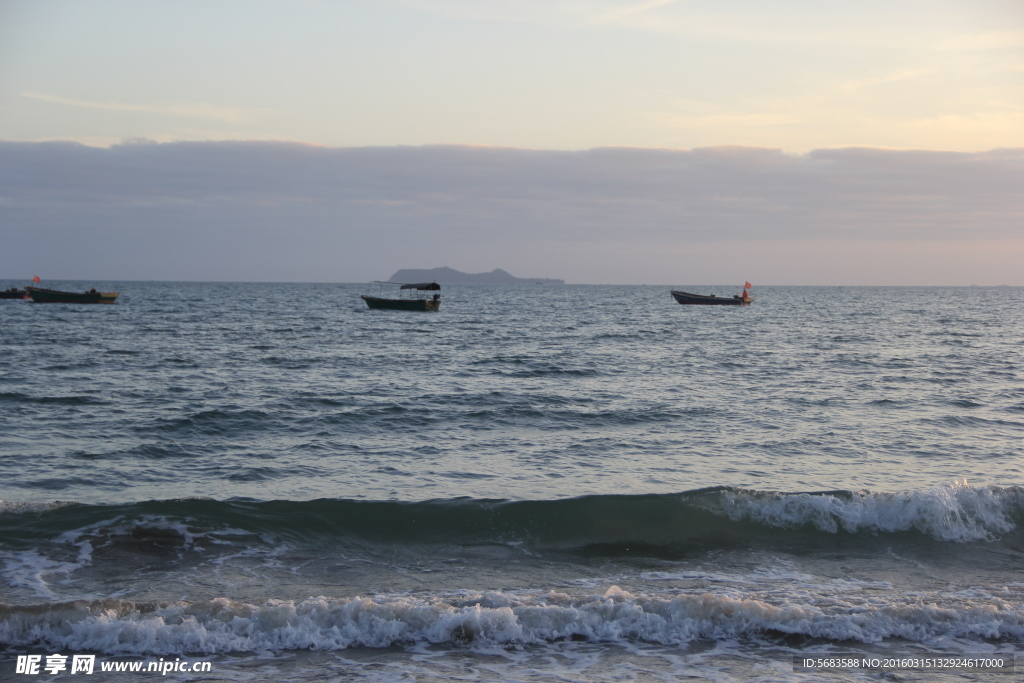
[1,0,1022,284]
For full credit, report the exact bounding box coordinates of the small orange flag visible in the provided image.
[32,275,41,283]
[744,282,752,289]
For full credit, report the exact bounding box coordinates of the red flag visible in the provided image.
[32,275,40,283]
[744,281,752,289]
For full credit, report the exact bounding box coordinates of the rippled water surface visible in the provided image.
[2,282,1023,502]
[1,282,1022,682]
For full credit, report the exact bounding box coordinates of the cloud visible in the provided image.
[912,112,1024,137]
[837,69,935,92]
[936,30,1024,52]
[0,140,1021,284]
[22,92,246,123]
[588,0,682,24]
[388,0,976,49]
[649,111,803,129]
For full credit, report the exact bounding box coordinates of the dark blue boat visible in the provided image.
[671,289,752,306]
[361,281,441,311]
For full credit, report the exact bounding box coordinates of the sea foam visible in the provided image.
[715,481,1024,542]
[2,585,1022,655]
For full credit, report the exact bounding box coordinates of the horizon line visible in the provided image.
[3,137,1022,157]
[3,279,1019,288]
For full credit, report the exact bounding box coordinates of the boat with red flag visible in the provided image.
[671,282,753,306]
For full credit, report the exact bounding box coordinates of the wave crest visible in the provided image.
[3,585,1022,654]
[717,480,1024,542]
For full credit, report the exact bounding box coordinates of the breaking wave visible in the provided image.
[2,481,1021,553]
[2,585,1022,654]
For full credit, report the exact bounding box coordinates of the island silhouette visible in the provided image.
[389,267,564,285]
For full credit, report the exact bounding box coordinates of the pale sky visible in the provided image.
[2,0,1022,151]
[1,0,1022,284]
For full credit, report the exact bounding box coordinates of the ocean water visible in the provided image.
[1,282,1022,682]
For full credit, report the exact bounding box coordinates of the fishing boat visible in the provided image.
[671,285,752,306]
[361,281,440,311]
[25,286,120,304]
[0,288,28,300]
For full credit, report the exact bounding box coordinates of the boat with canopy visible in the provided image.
[360,281,441,311]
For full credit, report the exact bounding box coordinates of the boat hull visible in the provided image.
[25,287,119,304]
[0,289,28,300]
[671,290,751,306]
[361,295,439,311]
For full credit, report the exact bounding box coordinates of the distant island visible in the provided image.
[388,267,564,285]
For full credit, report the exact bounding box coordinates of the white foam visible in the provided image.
[640,569,891,591]
[0,500,75,515]
[718,480,1024,542]
[2,585,1021,655]
[0,549,85,599]
[0,515,248,599]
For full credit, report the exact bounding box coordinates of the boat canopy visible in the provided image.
[398,282,441,291]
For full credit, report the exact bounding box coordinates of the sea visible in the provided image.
[1,281,1022,682]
